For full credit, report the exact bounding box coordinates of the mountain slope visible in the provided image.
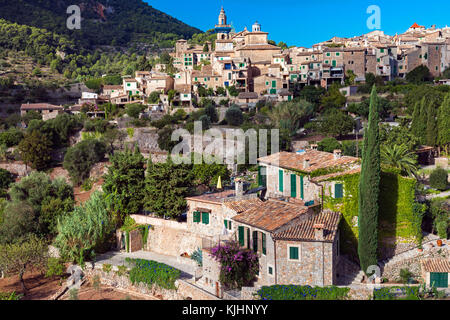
[0,0,202,48]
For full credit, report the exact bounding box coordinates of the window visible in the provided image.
[258,166,267,187]
[336,52,340,56]
[252,231,258,253]
[262,233,266,255]
[201,212,209,225]
[326,52,331,57]
[300,175,304,199]
[288,246,300,261]
[238,226,245,246]
[193,211,201,223]
[268,266,273,275]
[224,219,232,230]
[380,48,384,53]
[290,174,297,198]
[279,169,284,192]
[334,183,343,199]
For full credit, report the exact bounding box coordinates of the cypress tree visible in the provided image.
[437,93,450,152]
[410,100,421,138]
[358,85,381,274]
[426,98,438,147]
[411,97,428,144]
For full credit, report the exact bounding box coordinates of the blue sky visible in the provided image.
[145,0,450,47]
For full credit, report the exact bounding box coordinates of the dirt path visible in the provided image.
[0,272,62,300]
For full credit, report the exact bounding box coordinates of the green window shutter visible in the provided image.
[252,231,258,253]
[247,228,250,249]
[193,211,200,223]
[430,272,448,288]
[238,226,244,246]
[262,233,266,255]
[228,220,232,229]
[272,80,276,88]
[279,170,284,192]
[258,166,267,187]
[335,183,343,199]
[300,175,304,200]
[289,247,299,260]
[224,220,228,228]
[332,60,336,67]
[202,212,209,225]
[290,174,297,198]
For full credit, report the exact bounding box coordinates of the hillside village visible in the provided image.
[0,5,449,302]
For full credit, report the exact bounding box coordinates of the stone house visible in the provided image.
[421,259,450,288]
[200,197,340,295]
[185,184,261,243]
[20,103,64,121]
[256,149,361,206]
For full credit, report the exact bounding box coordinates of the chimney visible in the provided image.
[310,144,318,150]
[333,149,342,159]
[313,223,325,241]
[303,159,310,169]
[235,178,244,199]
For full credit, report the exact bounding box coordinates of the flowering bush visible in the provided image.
[209,241,259,289]
[256,285,350,300]
[125,258,181,290]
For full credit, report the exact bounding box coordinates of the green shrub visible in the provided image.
[0,291,23,300]
[399,268,413,284]
[225,105,244,126]
[126,127,134,138]
[429,168,448,191]
[373,286,422,300]
[436,221,448,239]
[45,258,65,278]
[115,265,128,277]
[190,248,202,267]
[102,263,112,273]
[256,285,350,300]
[68,288,79,300]
[125,258,181,290]
[54,192,115,263]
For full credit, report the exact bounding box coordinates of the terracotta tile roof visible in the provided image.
[273,211,341,242]
[232,199,309,232]
[421,259,450,273]
[21,103,63,111]
[237,44,281,51]
[223,198,262,213]
[103,85,122,90]
[258,151,360,175]
[238,92,258,99]
[311,168,361,182]
[186,189,236,204]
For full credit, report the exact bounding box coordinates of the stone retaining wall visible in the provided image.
[84,264,218,300]
[0,161,31,177]
[381,247,449,282]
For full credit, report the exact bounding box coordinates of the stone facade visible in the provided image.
[274,238,338,286]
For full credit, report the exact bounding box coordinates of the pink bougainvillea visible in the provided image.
[209,241,259,289]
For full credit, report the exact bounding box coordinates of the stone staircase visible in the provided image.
[378,235,442,272]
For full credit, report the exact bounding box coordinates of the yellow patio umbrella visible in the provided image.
[216,176,222,189]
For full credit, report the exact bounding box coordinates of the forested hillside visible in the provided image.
[0,0,201,48]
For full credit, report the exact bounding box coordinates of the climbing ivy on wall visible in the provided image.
[323,170,420,257]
